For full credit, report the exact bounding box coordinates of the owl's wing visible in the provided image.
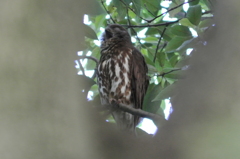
[131,48,149,126]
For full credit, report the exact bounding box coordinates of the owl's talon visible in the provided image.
[109,99,119,105]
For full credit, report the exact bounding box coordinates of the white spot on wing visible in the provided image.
[115,62,120,77]
[102,61,106,67]
[123,55,129,72]
[121,54,131,99]
[110,62,121,94]
[121,72,128,94]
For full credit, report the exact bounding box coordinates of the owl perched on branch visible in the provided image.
[97,24,149,132]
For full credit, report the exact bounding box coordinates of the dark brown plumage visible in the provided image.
[97,24,149,132]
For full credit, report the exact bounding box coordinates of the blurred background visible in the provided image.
[1,1,240,159]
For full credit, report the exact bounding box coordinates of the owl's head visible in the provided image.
[101,24,131,43]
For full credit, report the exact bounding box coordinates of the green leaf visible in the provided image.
[152,84,176,102]
[121,0,131,4]
[169,1,183,18]
[169,54,179,67]
[143,37,159,43]
[91,46,101,60]
[170,25,192,37]
[118,19,130,25]
[145,48,155,60]
[145,55,155,66]
[89,84,99,98]
[200,0,211,10]
[163,60,175,69]
[189,0,200,6]
[186,5,202,26]
[175,37,196,52]
[85,59,96,70]
[142,43,153,48]
[165,71,183,80]
[199,19,213,29]
[160,77,166,88]
[143,84,162,113]
[179,18,196,28]
[128,10,136,19]
[141,48,148,56]
[112,0,127,21]
[94,15,107,31]
[83,24,98,40]
[160,100,166,112]
[155,101,165,117]
[147,64,159,74]
[162,28,175,41]
[131,0,142,22]
[141,0,161,16]
[155,61,162,72]
[165,36,190,53]
[157,51,166,67]
[145,28,159,35]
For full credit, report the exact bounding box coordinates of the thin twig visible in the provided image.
[91,69,98,79]
[153,26,168,63]
[144,3,155,17]
[131,29,143,48]
[158,42,167,66]
[78,60,86,76]
[101,0,116,23]
[78,55,99,79]
[119,0,150,23]
[126,7,131,25]
[79,55,99,65]
[126,8,143,47]
[155,68,182,77]
[126,20,179,28]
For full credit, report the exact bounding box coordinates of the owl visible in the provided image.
[97,24,149,132]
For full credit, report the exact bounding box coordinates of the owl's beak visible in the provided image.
[105,28,113,39]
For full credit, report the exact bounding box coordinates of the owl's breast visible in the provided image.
[98,49,133,105]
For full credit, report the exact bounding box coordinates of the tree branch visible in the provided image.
[119,0,150,23]
[144,3,155,17]
[104,102,166,125]
[78,55,99,65]
[126,20,180,28]
[78,55,99,79]
[100,0,116,23]
[155,68,182,77]
[78,60,86,76]
[158,42,168,65]
[153,26,168,63]
[125,8,143,48]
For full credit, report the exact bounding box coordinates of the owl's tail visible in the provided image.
[112,110,136,133]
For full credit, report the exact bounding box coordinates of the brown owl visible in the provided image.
[97,24,149,132]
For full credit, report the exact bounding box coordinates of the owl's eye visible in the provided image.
[105,29,113,39]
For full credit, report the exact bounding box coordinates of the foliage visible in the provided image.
[76,0,214,129]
